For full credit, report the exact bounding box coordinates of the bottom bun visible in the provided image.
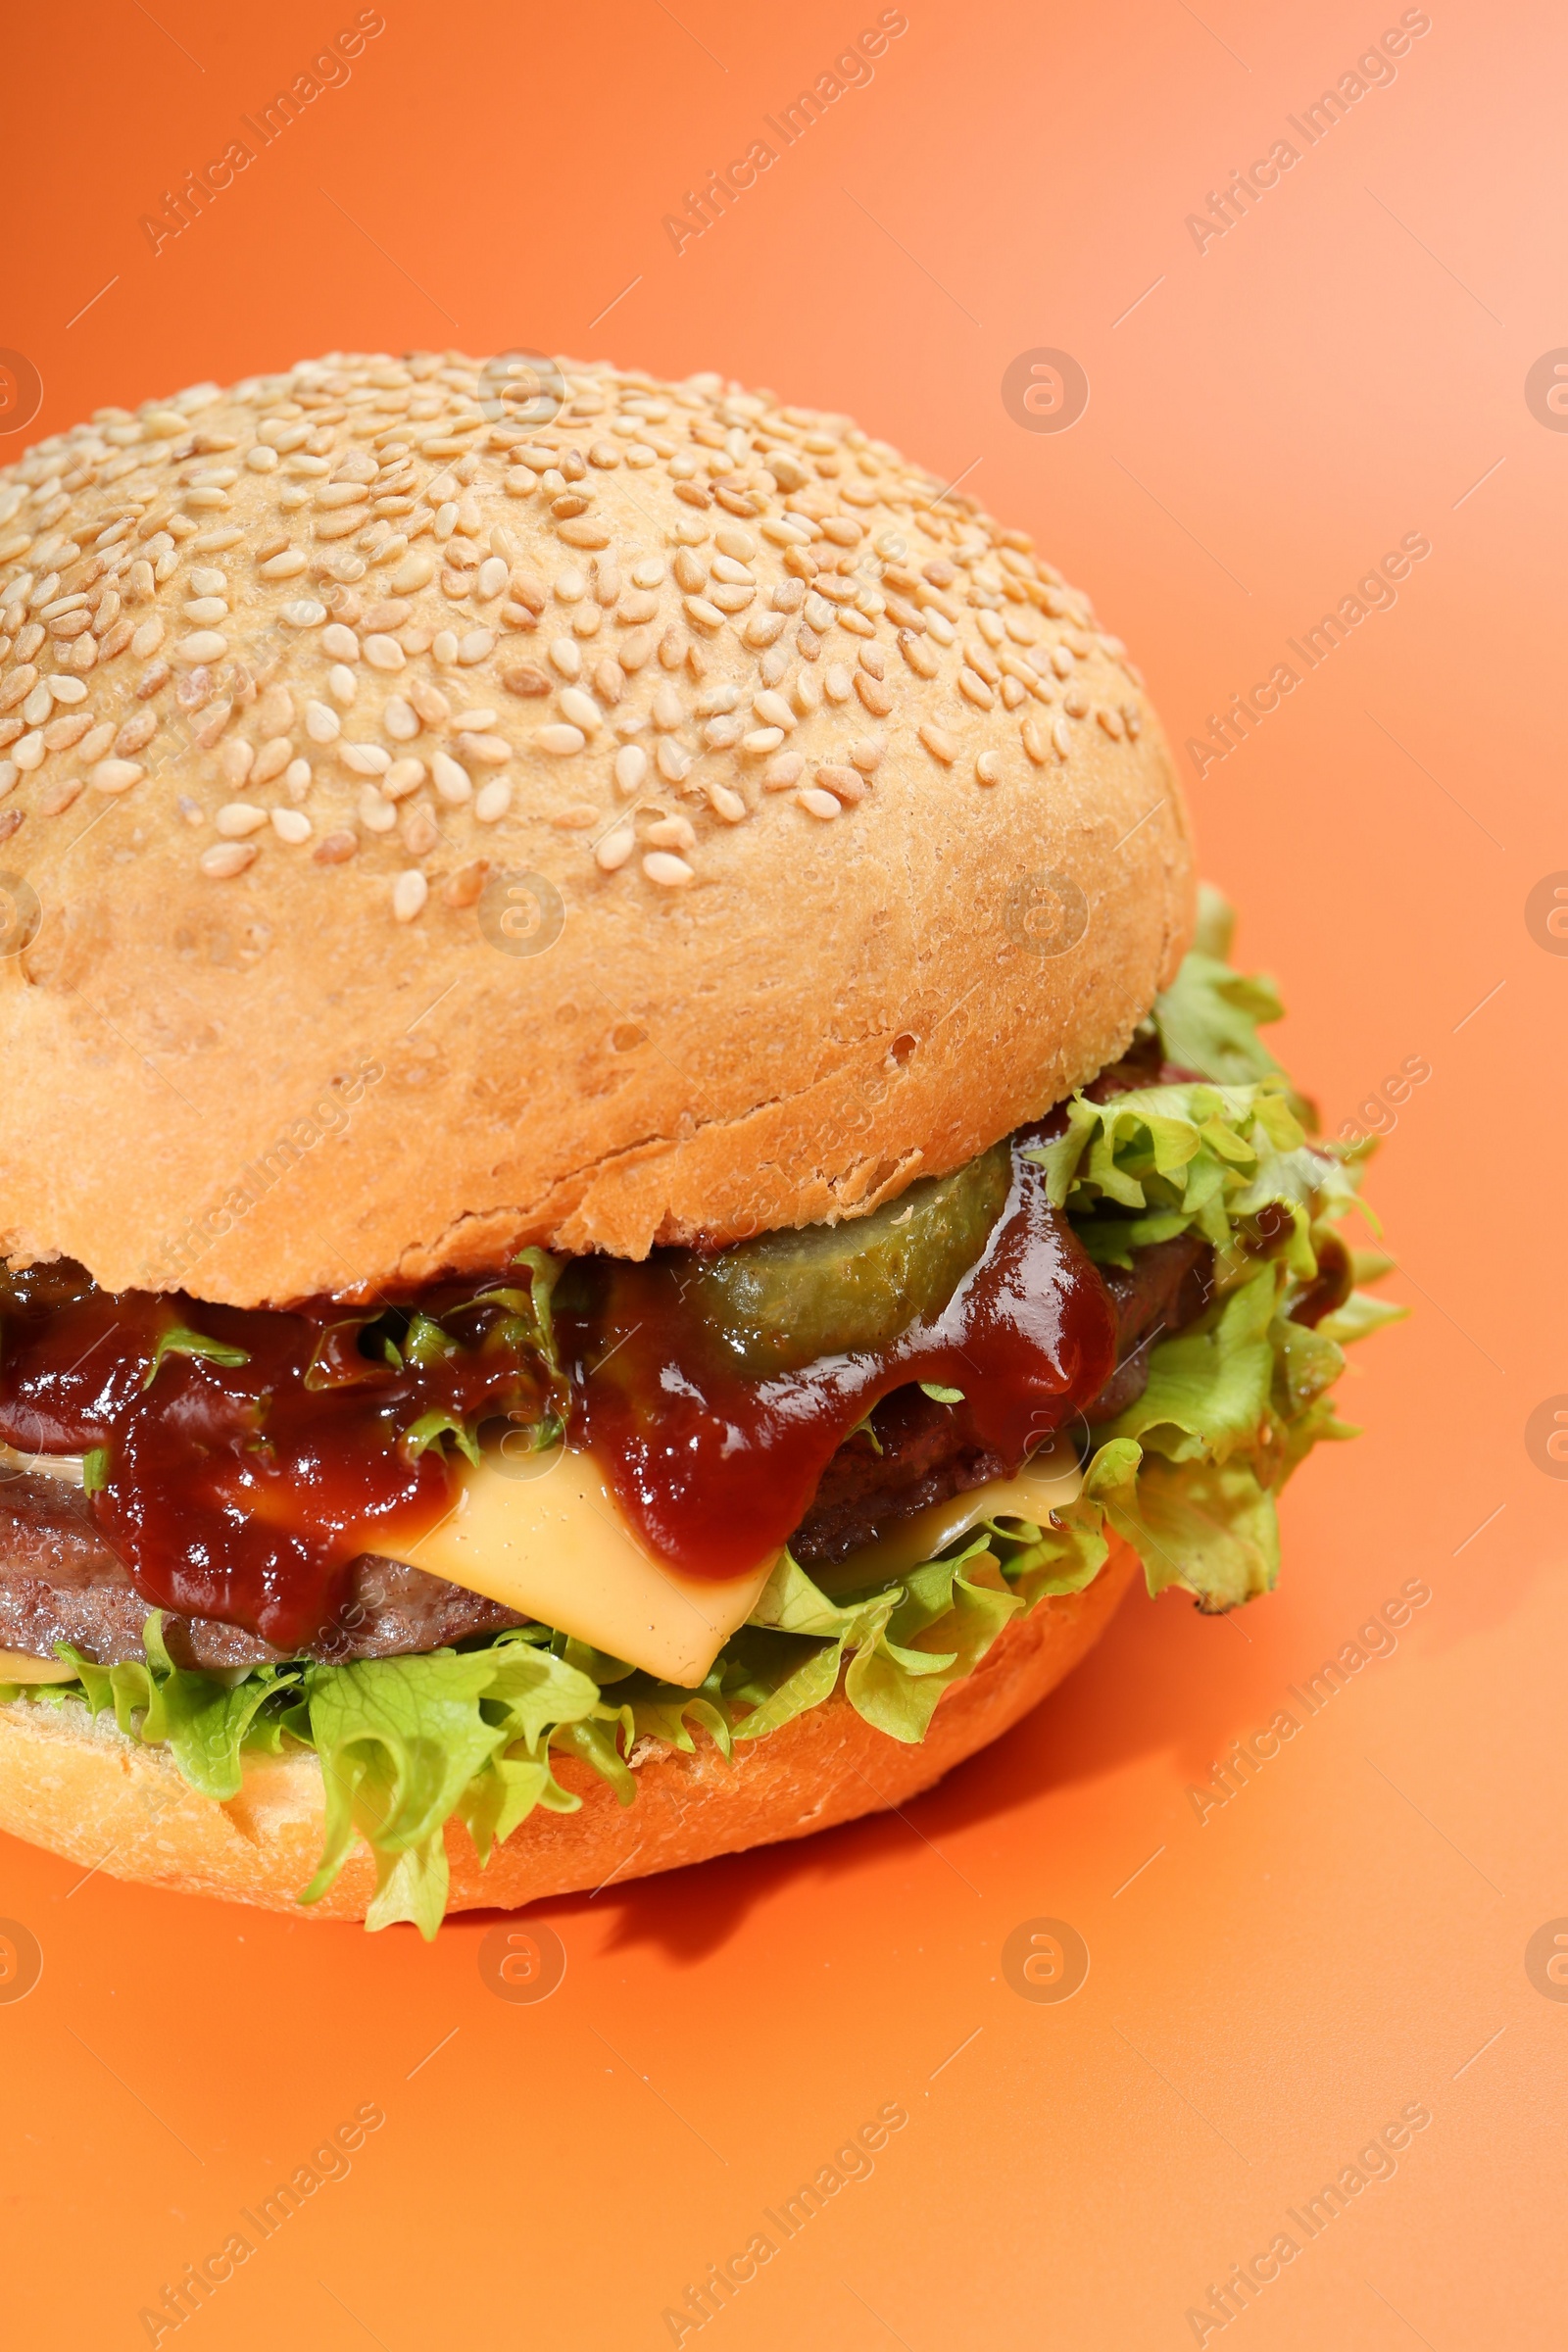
[0,1547,1137,1923]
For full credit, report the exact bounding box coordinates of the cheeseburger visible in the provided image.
[0,350,1395,1933]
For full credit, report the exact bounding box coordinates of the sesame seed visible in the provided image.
[642,850,694,888]
[245,738,287,785]
[763,752,805,790]
[752,689,795,731]
[306,700,341,743]
[199,841,257,879]
[683,597,724,632]
[975,750,1001,784]
[535,723,586,756]
[402,805,440,857]
[1052,717,1072,760]
[385,757,426,800]
[709,782,747,822]
[558,686,600,731]
[647,813,697,852]
[216,801,268,837]
[322,622,360,661]
[798,786,842,820]
[359,786,398,833]
[431,751,472,804]
[278,601,326,628]
[90,758,144,795]
[596,825,636,870]
[814,764,865,805]
[474,777,513,822]
[271,807,312,843]
[392,868,429,923]
[342,741,392,777]
[918,722,958,764]
[219,738,254,786]
[614,743,648,795]
[656,738,693,783]
[452,731,507,766]
[741,727,783,756]
[1096,705,1124,738]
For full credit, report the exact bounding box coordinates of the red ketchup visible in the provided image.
[0,1268,545,1652]
[0,1134,1116,1647]
[556,1131,1115,1578]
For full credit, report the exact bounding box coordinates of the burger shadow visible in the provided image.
[466,1576,1206,1966]
[456,1494,1547,1967]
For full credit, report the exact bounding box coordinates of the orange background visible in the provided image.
[3,1,1564,2343]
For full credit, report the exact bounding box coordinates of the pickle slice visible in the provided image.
[685,1145,1012,1376]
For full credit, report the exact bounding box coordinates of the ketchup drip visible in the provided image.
[0,1133,1117,1648]
[555,1131,1116,1579]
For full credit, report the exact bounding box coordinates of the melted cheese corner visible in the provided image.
[403,1438,1088,1688]
[817,1440,1086,1592]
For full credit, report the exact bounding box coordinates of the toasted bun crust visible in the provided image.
[0,354,1192,1306]
[0,1548,1136,1920]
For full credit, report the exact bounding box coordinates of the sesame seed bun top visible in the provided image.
[0,350,1193,1306]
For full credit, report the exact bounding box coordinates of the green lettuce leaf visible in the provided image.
[0,893,1399,1929]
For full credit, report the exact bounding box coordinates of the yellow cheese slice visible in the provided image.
[401,1446,780,1689]
[403,1436,1087,1686]
[0,1646,79,1684]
